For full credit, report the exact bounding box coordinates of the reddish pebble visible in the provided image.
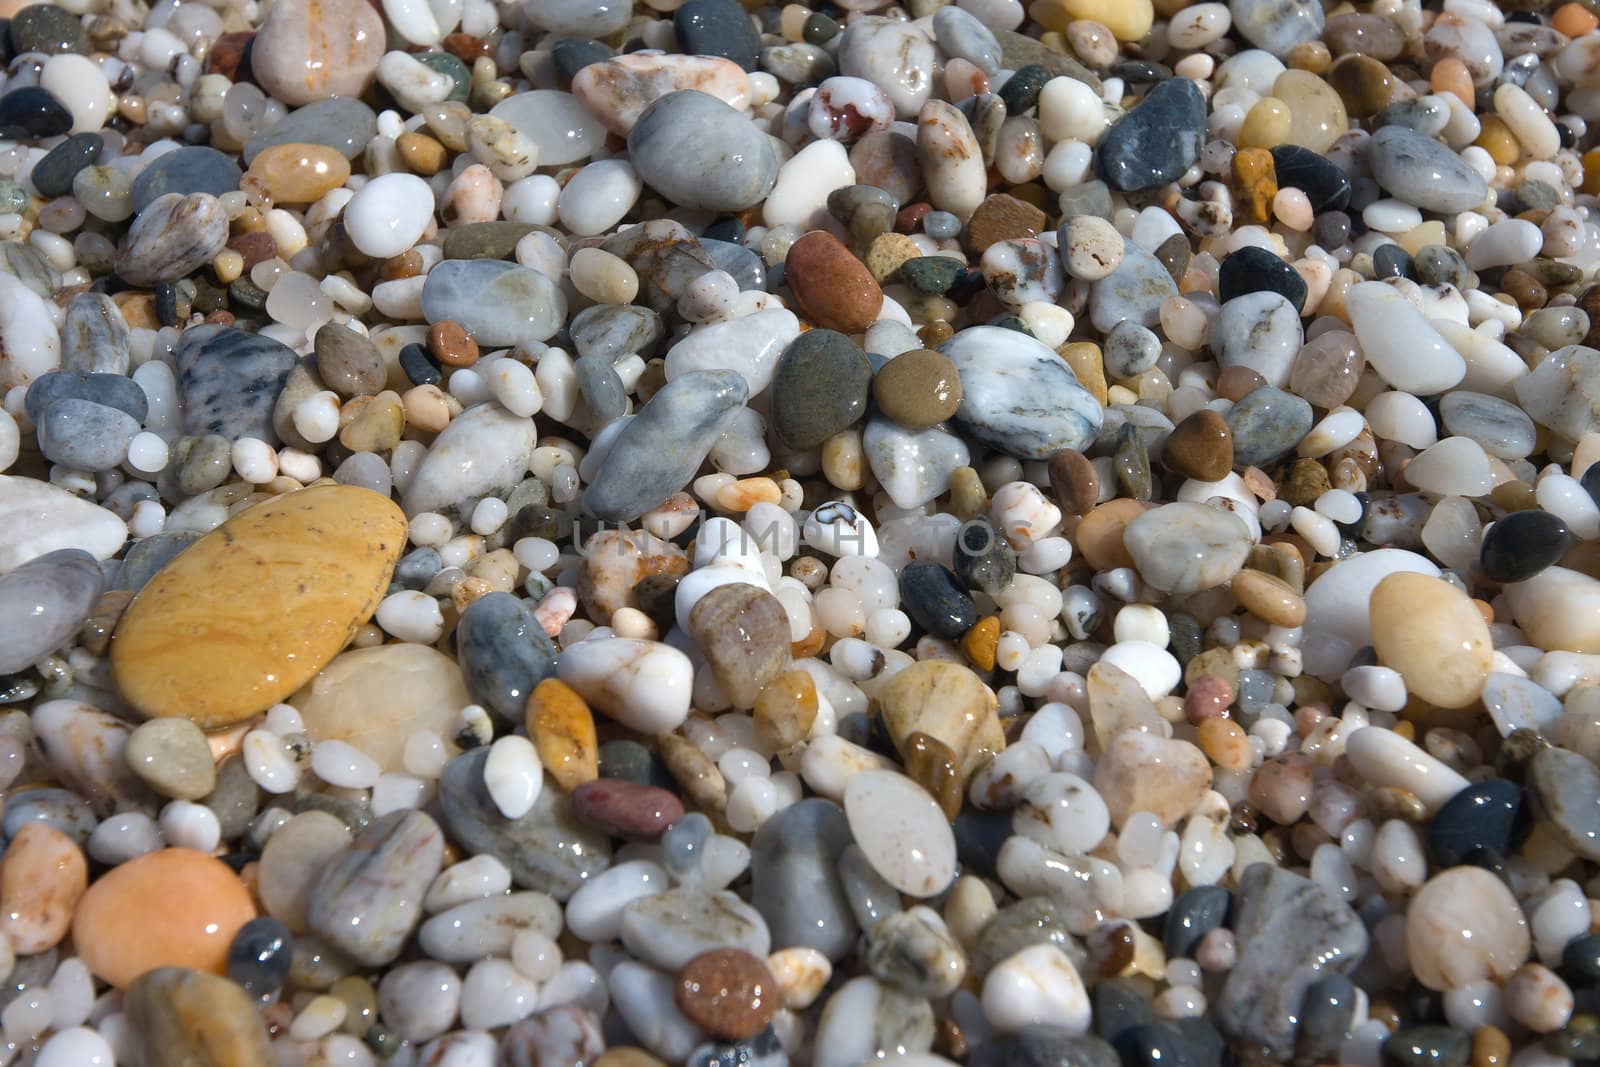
[571,778,685,842]
[675,948,778,1042]
[1183,673,1236,723]
[226,231,277,271]
[429,320,479,367]
[895,202,933,234]
[784,230,883,334]
[441,32,490,63]
[0,822,87,955]
[207,31,254,80]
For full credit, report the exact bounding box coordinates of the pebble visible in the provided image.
[1214,294,1305,389]
[111,486,406,729]
[292,644,467,771]
[401,401,538,516]
[940,326,1102,459]
[769,330,874,449]
[676,949,777,1041]
[131,146,242,215]
[573,779,685,842]
[1367,125,1489,214]
[1369,572,1492,709]
[786,231,885,334]
[688,584,790,709]
[750,799,858,962]
[1124,502,1253,594]
[125,717,215,800]
[864,417,972,509]
[455,591,558,723]
[0,549,102,674]
[243,98,378,165]
[1407,867,1532,991]
[421,259,566,348]
[628,91,778,212]
[621,887,770,971]
[175,325,297,443]
[675,0,762,71]
[1097,78,1207,192]
[572,54,752,135]
[72,848,256,987]
[1089,240,1179,333]
[983,945,1092,1034]
[227,916,293,995]
[116,193,229,287]
[250,0,385,105]
[123,967,273,1067]
[1426,779,1525,868]
[0,823,85,955]
[1528,746,1600,860]
[1091,732,1211,827]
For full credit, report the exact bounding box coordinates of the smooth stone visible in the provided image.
[30,700,154,817]
[700,238,766,292]
[570,304,664,361]
[1383,1027,1471,1067]
[1346,282,1466,395]
[421,259,565,348]
[843,770,957,897]
[1269,144,1351,212]
[1092,731,1210,827]
[557,637,694,734]
[60,292,129,375]
[130,146,241,214]
[1482,672,1563,738]
[1298,975,1359,1065]
[769,330,873,450]
[10,5,86,54]
[439,221,537,261]
[1369,572,1492,709]
[110,486,406,729]
[676,949,778,1042]
[570,54,751,136]
[582,370,749,521]
[627,91,778,212]
[0,476,126,573]
[313,322,385,397]
[1216,864,1367,1057]
[940,326,1102,460]
[1123,502,1253,595]
[1213,293,1305,389]
[243,98,378,165]
[621,888,771,971]
[952,515,1017,597]
[455,591,559,723]
[0,822,84,955]
[418,892,560,964]
[785,229,884,333]
[664,308,800,398]
[114,532,195,592]
[898,257,965,296]
[688,583,790,709]
[899,561,977,639]
[674,0,761,70]
[1425,779,1525,867]
[1164,409,1234,482]
[125,717,215,800]
[1439,391,1536,460]
[501,1005,607,1067]
[30,132,101,198]
[1515,344,1600,444]
[1303,549,1440,648]
[291,644,467,772]
[1231,0,1325,55]
[437,748,613,900]
[982,943,1092,1034]
[72,849,257,988]
[175,324,297,443]
[863,416,971,510]
[749,799,858,961]
[488,90,606,167]
[1528,746,1600,860]
[258,811,352,934]
[24,370,147,424]
[1406,867,1531,991]
[227,916,293,996]
[1367,125,1489,214]
[116,192,229,287]
[0,86,73,138]
[1097,78,1206,192]
[1164,885,1231,959]
[0,549,102,673]
[1218,246,1308,310]
[879,660,1005,781]
[123,967,273,1067]
[973,897,1087,978]
[35,398,139,472]
[1480,510,1572,584]
[306,811,442,967]
[401,401,538,517]
[1089,240,1179,333]
[250,0,385,106]
[1225,386,1313,466]
[838,17,939,119]
[571,779,683,841]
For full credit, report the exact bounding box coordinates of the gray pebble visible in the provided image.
[24,370,148,424]
[620,888,771,971]
[1213,291,1304,388]
[1230,0,1326,56]
[129,145,242,214]
[627,91,779,212]
[574,352,628,423]
[243,98,379,165]
[61,292,130,375]
[933,6,1003,74]
[1103,320,1161,379]
[941,325,1103,459]
[750,798,859,962]
[455,591,558,722]
[569,303,664,361]
[35,398,140,472]
[1089,239,1178,333]
[1367,125,1489,214]
[1439,390,1537,460]
[420,259,566,348]
[176,324,297,443]
[1225,386,1314,467]
[307,810,444,967]
[0,549,102,674]
[1529,746,1600,860]
[116,192,230,287]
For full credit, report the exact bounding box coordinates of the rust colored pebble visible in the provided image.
[441,32,491,62]
[675,948,779,1042]
[428,320,479,366]
[379,249,424,281]
[1183,672,1236,723]
[1048,448,1100,515]
[1163,408,1234,482]
[784,230,883,334]
[570,778,685,842]
[206,31,254,80]
[895,202,933,234]
[225,231,277,271]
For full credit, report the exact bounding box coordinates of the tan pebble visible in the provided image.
[593,1050,669,1067]
[1062,215,1123,281]
[1407,866,1531,991]
[658,731,727,812]
[1073,498,1149,570]
[1232,568,1307,627]
[872,349,963,429]
[865,232,920,283]
[290,644,465,772]
[752,669,818,751]
[1091,731,1211,827]
[904,730,964,821]
[1060,341,1108,406]
[713,477,782,512]
[1198,717,1253,772]
[766,946,831,1009]
[1163,408,1234,481]
[1247,753,1314,823]
[401,384,452,433]
[250,0,384,106]
[878,660,1005,782]
[1370,572,1492,709]
[1474,1025,1511,1067]
[125,966,274,1067]
[0,823,87,954]
[245,143,350,203]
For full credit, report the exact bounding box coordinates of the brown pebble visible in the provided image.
[904,730,963,821]
[1216,365,1267,401]
[1231,568,1307,627]
[379,249,424,281]
[1279,457,1333,506]
[1073,498,1149,571]
[594,1050,669,1067]
[206,31,254,79]
[1231,148,1278,226]
[1474,1025,1511,1067]
[396,131,447,176]
[895,202,932,234]
[1048,449,1100,515]
[752,669,818,751]
[225,231,277,271]
[570,778,685,842]
[1328,54,1396,117]
[78,588,135,657]
[440,32,490,62]
[784,230,883,333]
[428,320,479,367]
[871,349,962,428]
[657,732,727,813]
[1163,408,1234,481]
[675,949,779,1042]
[965,192,1047,253]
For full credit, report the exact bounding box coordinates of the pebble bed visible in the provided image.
[1,0,1600,1062]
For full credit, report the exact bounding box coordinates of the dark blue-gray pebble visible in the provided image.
[1382,1026,1471,1067]
[997,64,1051,114]
[1479,509,1572,584]
[674,0,762,70]
[970,1029,1119,1067]
[8,5,85,53]
[2,787,95,845]
[30,131,101,197]
[35,398,140,472]
[1561,932,1600,984]
[392,547,443,591]
[1164,884,1231,958]
[25,369,147,424]
[176,325,297,443]
[1297,974,1359,1065]
[769,329,873,450]
[1225,386,1313,467]
[115,533,196,593]
[573,352,627,423]
[599,738,663,789]
[952,806,1011,879]
[0,86,72,138]
[551,37,613,83]
[1217,245,1309,311]
[749,798,858,961]
[399,342,442,387]
[952,515,1016,597]
[1097,78,1205,192]
[898,560,977,639]
[455,592,558,723]
[1270,144,1352,212]
[227,916,294,995]
[130,145,242,214]
[1373,243,1414,280]
[899,256,966,294]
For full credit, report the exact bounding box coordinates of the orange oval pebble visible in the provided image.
[245,143,351,204]
[72,848,257,988]
[1554,2,1599,38]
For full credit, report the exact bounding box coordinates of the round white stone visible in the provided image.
[343,173,435,259]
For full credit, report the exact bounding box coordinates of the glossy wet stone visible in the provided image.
[769,330,873,450]
[1425,779,1526,868]
[1528,746,1600,861]
[0,548,102,674]
[628,91,777,212]
[1480,510,1573,583]
[1383,1026,1472,1067]
[227,916,293,996]
[130,145,242,214]
[750,798,858,962]
[572,778,685,842]
[952,516,1017,597]
[30,132,100,197]
[1268,144,1352,212]
[899,560,978,639]
[1367,125,1489,214]
[124,967,273,1067]
[455,591,559,723]
[1218,246,1308,311]
[1298,974,1359,1065]
[675,0,761,70]
[0,86,73,138]
[243,98,378,165]
[1225,387,1314,467]
[307,810,444,967]
[1097,78,1205,192]
[1164,885,1231,959]
[941,326,1102,459]
[420,259,566,348]
[174,325,297,443]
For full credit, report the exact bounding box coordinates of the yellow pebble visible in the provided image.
[245,143,350,204]
[1583,149,1600,196]
[1274,69,1349,153]
[212,249,244,284]
[1475,115,1521,166]
[1238,97,1292,149]
[1231,147,1278,224]
[714,477,782,512]
[526,678,599,792]
[1030,0,1153,41]
[753,669,819,750]
[961,617,1000,671]
[1197,717,1253,772]
[1059,341,1108,406]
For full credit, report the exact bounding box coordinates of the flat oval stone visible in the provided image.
[582,369,750,522]
[1270,144,1351,211]
[291,644,467,772]
[1369,572,1492,709]
[844,769,957,897]
[111,485,407,729]
[0,822,86,955]
[130,146,242,214]
[674,0,762,71]
[940,326,1102,459]
[30,132,102,198]
[627,90,778,212]
[1529,746,1600,861]
[72,848,257,988]
[676,948,778,1042]
[421,259,566,348]
[175,324,298,443]
[899,561,978,639]
[250,0,385,106]
[1123,503,1253,594]
[0,548,102,674]
[571,778,685,841]
[1439,391,1536,460]
[1213,293,1305,389]
[1097,78,1206,192]
[769,330,874,449]
[438,748,613,900]
[663,308,799,397]
[124,967,273,1067]
[243,98,378,165]
[307,810,444,967]
[400,401,538,517]
[35,398,139,472]
[1367,125,1488,214]
[116,192,230,287]
[24,370,148,424]
[621,887,771,971]
[1225,386,1314,466]
[455,591,559,723]
[1218,246,1308,311]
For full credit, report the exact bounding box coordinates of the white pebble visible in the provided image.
[483,734,543,820]
[311,738,380,789]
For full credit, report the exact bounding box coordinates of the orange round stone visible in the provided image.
[245,143,351,204]
[72,848,257,988]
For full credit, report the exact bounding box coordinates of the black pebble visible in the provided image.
[1271,144,1352,212]
[1217,245,1309,311]
[1373,243,1414,280]
[998,64,1051,114]
[1298,974,1359,1064]
[1479,509,1572,583]
[1425,778,1527,868]
[227,916,293,996]
[1582,461,1600,508]
[399,342,442,386]
[0,85,73,138]
[29,131,101,198]
[673,0,762,71]
[899,560,977,639]
[1164,884,1231,958]
[1561,932,1600,985]
[550,37,611,84]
